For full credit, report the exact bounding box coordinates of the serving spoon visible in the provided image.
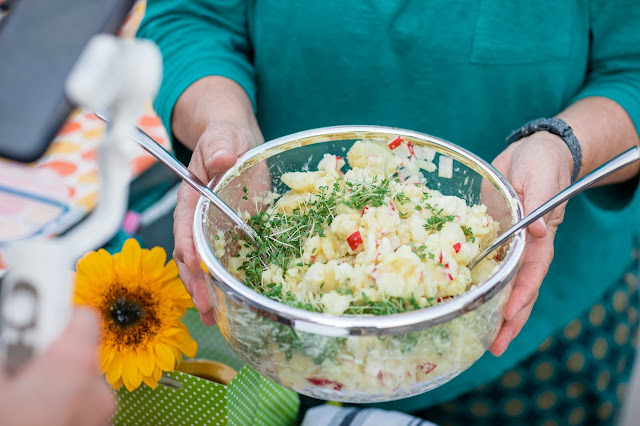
[95,113,260,247]
[467,146,640,270]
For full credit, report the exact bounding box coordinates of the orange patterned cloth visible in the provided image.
[0,0,168,271]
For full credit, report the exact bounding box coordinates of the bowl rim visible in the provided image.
[193,125,525,337]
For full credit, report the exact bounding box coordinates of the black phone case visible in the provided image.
[0,0,135,163]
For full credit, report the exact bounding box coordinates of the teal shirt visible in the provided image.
[138,0,640,412]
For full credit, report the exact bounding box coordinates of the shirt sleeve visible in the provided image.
[571,0,640,136]
[136,0,255,140]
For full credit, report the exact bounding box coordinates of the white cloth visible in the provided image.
[302,405,438,426]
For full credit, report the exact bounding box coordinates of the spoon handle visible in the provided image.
[95,112,259,246]
[468,146,640,270]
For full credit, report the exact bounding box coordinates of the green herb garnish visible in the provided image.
[462,225,476,243]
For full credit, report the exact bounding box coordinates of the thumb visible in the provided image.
[60,308,100,345]
[519,175,558,239]
[528,217,547,239]
[43,308,100,366]
[197,128,245,176]
[20,308,101,382]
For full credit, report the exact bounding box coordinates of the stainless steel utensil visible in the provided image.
[467,146,640,270]
[95,112,260,246]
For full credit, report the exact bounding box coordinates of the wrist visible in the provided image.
[517,132,574,185]
[539,132,575,179]
[172,76,256,150]
[506,117,582,182]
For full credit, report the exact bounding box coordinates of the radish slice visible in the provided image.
[388,136,403,150]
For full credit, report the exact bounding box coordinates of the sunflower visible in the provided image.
[74,238,197,391]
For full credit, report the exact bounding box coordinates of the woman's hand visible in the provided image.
[489,132,573,356]
[169,76,263,326]
[172,121,263,326]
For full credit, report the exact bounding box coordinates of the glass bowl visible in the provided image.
[193,126,525,403]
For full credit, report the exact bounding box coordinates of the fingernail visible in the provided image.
[173,249,184,264]
[536,217,547,231]
[192,295,197,308]
[210,149,232,161]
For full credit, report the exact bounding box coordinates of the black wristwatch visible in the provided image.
[506,117,582,183]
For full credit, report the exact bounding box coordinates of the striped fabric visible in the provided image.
[302,405,437,426]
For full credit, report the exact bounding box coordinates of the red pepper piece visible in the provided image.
[453,242,461,253]
[419,362,437,374]
[306,377,343,391]
[448,273,454,281]
[347,231,363,250]
[361,206,369,216]
[388,136,403,150]
[407,141,415,157]
[438,251,443,264]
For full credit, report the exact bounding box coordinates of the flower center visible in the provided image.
[102,287,161,349]
[109,296,146,328]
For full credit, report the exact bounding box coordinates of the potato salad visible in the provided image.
[213,137,508,400]
[227,138,501,316]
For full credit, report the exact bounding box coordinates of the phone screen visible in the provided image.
[0,0,135,162]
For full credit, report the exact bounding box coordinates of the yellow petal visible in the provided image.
[76,249,114,288]
[152,366,163,382]
[130,369,143,390]
[142,374,159,389]
[105,351,123,386]
[111,377,124,390]
[154,343,175,371]
[137,345,155,377]
[100,345,116,372]
[170,346,182,363]
[72,293,87,306]
[161,281,193,311]
[158,259,179,283]
[74,268,114,305]
[113,239,142,283]
[140,246,167,283]
[124,350,142,390]
[73,278,98,305]
[164,322,189,336]
[122,369,136,392]
[166,330,198,358]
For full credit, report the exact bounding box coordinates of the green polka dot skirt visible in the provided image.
[417,252,640,426]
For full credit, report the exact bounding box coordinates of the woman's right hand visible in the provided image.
[173,120,263,325]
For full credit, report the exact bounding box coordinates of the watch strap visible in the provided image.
[506,117,582,182]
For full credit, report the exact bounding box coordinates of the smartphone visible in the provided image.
[0,0,135,163]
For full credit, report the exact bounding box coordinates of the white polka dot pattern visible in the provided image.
[112,367,299,425]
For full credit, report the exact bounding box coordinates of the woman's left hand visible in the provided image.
[489,132,574,356]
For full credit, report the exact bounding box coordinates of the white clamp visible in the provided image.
[0,34,162,374]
